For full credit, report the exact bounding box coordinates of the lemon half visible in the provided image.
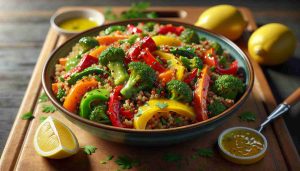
[34,116,79,159]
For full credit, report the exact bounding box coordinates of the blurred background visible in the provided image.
[0,0,299,156]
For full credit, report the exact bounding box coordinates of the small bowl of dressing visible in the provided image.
[50,8,105,36]
[218,127,268,165]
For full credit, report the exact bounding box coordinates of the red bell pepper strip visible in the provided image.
[193,65,210,121]
[127,24,142,34]
[158,24,184,36]
[216,60,238,75]
[64,54,98,79]
[107,85,124,127]
[126,36,157,61]
[184,68,198,84]
[139,49,166,73]
[203,48,217,67]
[120,107,134,120]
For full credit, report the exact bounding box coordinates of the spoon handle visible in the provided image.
[258,88,300,132]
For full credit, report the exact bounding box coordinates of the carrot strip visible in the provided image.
[96,35,128,45]
[89,45,107,58]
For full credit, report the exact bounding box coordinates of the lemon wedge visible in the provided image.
[34,116,79,159]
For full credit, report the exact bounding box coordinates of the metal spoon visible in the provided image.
[258,87,300,132]
[218,87,300,164]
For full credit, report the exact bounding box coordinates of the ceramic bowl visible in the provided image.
[50,8,105,36]
[42,19,254,146]
[218,127,268,164]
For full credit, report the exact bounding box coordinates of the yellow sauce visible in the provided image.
[222,129,264,157]
[59,18,98,31]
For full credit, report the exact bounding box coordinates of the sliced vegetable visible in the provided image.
[90,105,110,124]
[216,60,238,75]
[79,37,99,52]
[63,78,98,113]
[166,80,193,103]
[120,107,134,120]
[183,68,198,84]
[107,85,124,127]
[152,35,181,47]
[193,65,210,121]
[89,45,107,58]
[79,89,110,118]
[158,69,175,85]
[104,25,126,35]
[180,28,199,44]
[65,54,82,72]
[134,99,195,129]
[170,46,197,58]
[64,54,99,79]
[96,35,129,45]
[139,49,166,73]
[127,24,142,34]
[67,66,106,85]
[126,36,156,61]
[158,24,184,36]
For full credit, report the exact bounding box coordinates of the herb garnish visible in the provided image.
[21,111,34,120]
[239,111,256,122]
[115,155,140,169]
[156,102,168,109]
[39,116,48,123]
[196,148,214,157]
[82,145,97,155]
[104,2,157,21]
[100,155,114,164]
[162,153,182,162]
[38,92,48,103]
[42,104,57,113]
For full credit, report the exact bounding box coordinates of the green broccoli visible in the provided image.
[120,62,156,99]
[212,75,244,100]
[180,28,199,44]
[143,22,156,32]
[208,100,227,116]
[89,105,111,124]
[170,46,197,58]
[211,42,223,55]
[99,47,129,85]
[179,56,203,70]
[166,80,193,103]
[104,25,126,35]
[78,37,99,52]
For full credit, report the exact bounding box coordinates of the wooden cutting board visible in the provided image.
[0,6,299,171]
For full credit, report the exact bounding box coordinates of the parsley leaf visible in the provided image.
[21,111,34,120]
[162,153,182,162]
[42,104,56,113]
[196,148,214,157]
[239,112,256,122]
[39,116,48,123]
[115,155,140,169]
[135,108,143,117]
[82,145,97,155]
[100,155,114,164]
[38,92,48,103]
[156,102,168,109]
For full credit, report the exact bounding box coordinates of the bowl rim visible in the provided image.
[217,126,268,160]
[42,18,254,134]
[50,8,105,34]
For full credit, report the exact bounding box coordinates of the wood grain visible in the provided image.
[0,6,299,171]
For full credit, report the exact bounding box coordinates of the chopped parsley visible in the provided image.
[239,111,256,122]
[39,116,48,123]
[42,104,57,113]
[100,155,114,164]
[56,87,66,100]
[135,109,143,117]
[196,148,214,157]
[82,145,97,155]
[38,92,48,103]
[160,118,167,125]
[162,153,182,162]
[115,155,140,170]
[156,102,168,109]
[174,117,182,124]
[21,111,34,120]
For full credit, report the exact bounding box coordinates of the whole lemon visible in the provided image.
[195,4,247,41]
[248,23,296,65]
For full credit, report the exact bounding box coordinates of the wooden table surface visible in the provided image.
[0,0,299,158]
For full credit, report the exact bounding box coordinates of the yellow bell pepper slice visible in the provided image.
[153,51,185,81]
[152,35,182,46]
[134,99,195,129]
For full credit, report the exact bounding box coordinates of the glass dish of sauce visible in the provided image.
[59,18,98,32]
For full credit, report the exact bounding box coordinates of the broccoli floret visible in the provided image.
[104,25,126,35]
[211,42,223,55]
[208,100,227,116]
[212,75,244,100]
[166,80,193,103]
[99,47,129,85]
[120,62,156,99]
[79,37,99,52]
[180,28,199,44]
[89,105,110,124]
[179,56,203,70]
[143,22,156,32]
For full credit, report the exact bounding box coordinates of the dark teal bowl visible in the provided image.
[42,19,254,146]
